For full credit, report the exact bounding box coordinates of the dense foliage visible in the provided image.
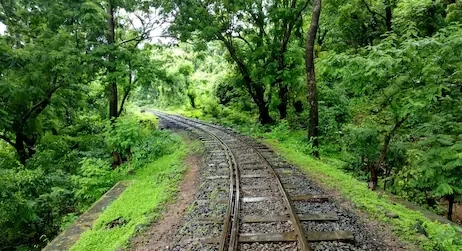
[0,1,172,250]
[2,0,462,250]
[136,0,462,224]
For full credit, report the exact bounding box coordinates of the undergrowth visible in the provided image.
[265,139,462,251]
[71,133,190,251]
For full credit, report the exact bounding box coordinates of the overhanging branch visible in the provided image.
[360,0,386,21]
[0,133,15,148]
[21,83,61,124]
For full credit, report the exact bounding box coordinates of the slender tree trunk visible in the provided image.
[187,93,196,108]
[370,114,409,190]
[277,84,288,120]
[217,34,273,125]
[15,133,28,166]
[255,90,273,124]
[109,82,118,119]
[251,80,273,125]
[107,3,118,119]
[384,0,393,31]
[447,194,455,221]
[118,88,131,117]
[305,0,322,158]
[252,87,273,124]
[257,103,272,125]
[107,2,122,166]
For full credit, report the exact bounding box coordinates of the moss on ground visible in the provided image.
[71,134,190,251]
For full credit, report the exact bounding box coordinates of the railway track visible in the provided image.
[153,111,355,251]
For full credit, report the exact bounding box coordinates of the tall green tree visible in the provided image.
[163,0,309,123]
[0,0,99,164]
[306,0,322,158]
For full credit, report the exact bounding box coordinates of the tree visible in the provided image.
[163,0,309,123]
[306,0,322,158]
[320,0,395,50]
[102,1,160,120]
[0,0,99,164]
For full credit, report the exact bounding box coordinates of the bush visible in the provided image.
[72,158,120,209]
[268,120,291,142]
[0,166,75,250]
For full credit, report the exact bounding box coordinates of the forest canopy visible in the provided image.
[1,0,462,250]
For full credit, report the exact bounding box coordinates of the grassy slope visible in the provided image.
[264,138,462,251]
[71,134,190,251]
[163,107,462,251]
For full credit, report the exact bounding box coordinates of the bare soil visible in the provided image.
[442,202,462,225]
[127,152,201,251]
[454,204,462,225]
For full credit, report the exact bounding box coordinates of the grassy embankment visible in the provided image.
[71,115,199,251]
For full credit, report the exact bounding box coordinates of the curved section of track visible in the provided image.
[154,113,239,251]
[154,111,310,251]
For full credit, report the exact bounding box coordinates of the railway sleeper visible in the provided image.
[239,231,355,243]
[206,175,229,180]
[241,195,329,203]
[180,230,354,245]
[241,185,274,190]
[239,165,267,171]
[240,174,272,178]
[189,213,338,226]
[241,213,339,222]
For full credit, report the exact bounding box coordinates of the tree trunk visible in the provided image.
[257,103,272,125]
[252,81,273,124]
[118,88,131,117]
[383,165,392,191]
[277,84,288,120]
[15,133,28,166]
[13,130,37,166]
[107,2,123,167]
[305,0,322,158]
[107,2,118,119]
[370,114,409,190]
[384,0,393,31]
[447,194,455,221]
[187,93,196,108]
[216,33,273,125]
[368,162,378,190]
[112,151,123,168]
[109,82,118,119]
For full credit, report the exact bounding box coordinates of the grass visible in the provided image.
[264,138,462,251]
[71,133,191,251]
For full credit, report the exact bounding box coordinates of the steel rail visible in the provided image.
[153,111,240,251]
[158,111,310,251]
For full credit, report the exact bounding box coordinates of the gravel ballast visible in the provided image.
[157,114,407,251]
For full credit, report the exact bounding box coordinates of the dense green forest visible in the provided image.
[1,0,462,250]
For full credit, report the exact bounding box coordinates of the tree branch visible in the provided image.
[360,0,386,21]
[0,133,15,148]
[232,33,253,49]
[118,87,131,117]
[216,33,257,100]
[21,83,61,124]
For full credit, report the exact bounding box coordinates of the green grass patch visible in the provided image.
[71,134,190,251]
[264,138,462,251]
